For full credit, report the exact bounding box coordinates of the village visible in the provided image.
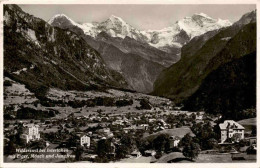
[3,78,257,163]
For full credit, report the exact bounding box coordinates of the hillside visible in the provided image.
[95,41,165,93]
[153,10,256,103]
[4,5,128,99]
[183,51,256,120]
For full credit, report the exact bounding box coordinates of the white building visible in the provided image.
[170,136,181,147]
[140,124,149,130]
[219,120,245,143]
[131,151,142,158]
[80,135,90,147]
[21,124,40,143]
[144,150,156,156]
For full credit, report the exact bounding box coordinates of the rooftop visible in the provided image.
[219,120,245,130]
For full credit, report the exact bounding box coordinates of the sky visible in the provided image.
[19,4,256,30]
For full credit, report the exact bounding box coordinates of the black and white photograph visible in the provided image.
[1,0,257,165]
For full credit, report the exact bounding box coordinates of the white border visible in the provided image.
[0,0,258,168]
[0,0,258,4]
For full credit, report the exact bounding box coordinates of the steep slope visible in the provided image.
[94,41,165,93]
[153,10,256,103]
[97,33,179,67]
[50,16,173,93]
[233,10,256,26]
[4,5,128,98]
[183,51,256,120]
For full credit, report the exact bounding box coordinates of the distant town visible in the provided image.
[4,77,256,163]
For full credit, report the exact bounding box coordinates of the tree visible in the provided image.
[182,142,200,160]
[4,80,12,86]
[29,139,46,149]
[246,146,256,154]
[120,134,136,153]
[4,140,16,155]
[137,139,152,155]
[251,126,256,136]
[96,139,113,157]
[190,113,196,120]
[138,99,152,110]
[207,138,219,149]
[238,139,247,147]
[67,134,77,148]
[191,122,217,150]
[153,134,170,153]
[15,123,26,147]
[74,145,84,161]
[179,133,193,147]
[115,145,128,159]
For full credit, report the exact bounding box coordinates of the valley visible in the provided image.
[3,4,256,164]
[3,76,256,163]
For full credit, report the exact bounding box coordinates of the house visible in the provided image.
[21,124,40,143]
[80,134,90,147]
[123,126,135,133]
[101,128,114,138]
[173,107,182,110]
[170,136,181,147]
[140,124,149,130]
[112,120,124,126]
[149,119,156,123]
[196,112,204,120]
[219,120,245,143]
[85,154,98,161]
[45,141,50,147]
[131,151,142,158]
[144,150,156,156]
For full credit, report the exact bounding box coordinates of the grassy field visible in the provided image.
[238,118,256,126]
[143,127,195,140]
[156,152,256,163]
[196,153,256,163]
[238,118,256,133]
[4,77,37,105]
[117,156,152,163]
[157,152,188,163]
[196,153,232,162]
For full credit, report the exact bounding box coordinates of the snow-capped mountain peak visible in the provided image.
[194,12,213,19]
[48,14,78,26]
[49,12,232,52]
[217,18,232,27]
[143,13,232,50]
[174,13,232,39]
[100,15,129,29]
[108,15,125,22]
[97,15,145,40]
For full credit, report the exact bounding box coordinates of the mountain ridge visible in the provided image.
[4,4,128,99]
[48,12,232,52]
[152,10,256,103]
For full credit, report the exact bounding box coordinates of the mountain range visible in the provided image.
[49,12,231,93]
[49,12,232,52]
[152,10,256,117]
[3,4,256,119]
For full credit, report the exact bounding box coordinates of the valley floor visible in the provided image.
[3,77,257,163]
